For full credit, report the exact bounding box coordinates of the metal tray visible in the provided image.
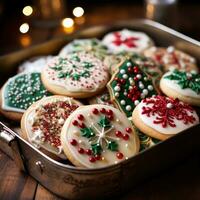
[0,19,200,199]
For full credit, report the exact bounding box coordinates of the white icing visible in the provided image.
[102,29,154,53]
[138,99,199,135]
[18,56,53,73]
[43,52,109,93]
[59,39,107,57]
[161,71,200,99]
[61,104,139,168]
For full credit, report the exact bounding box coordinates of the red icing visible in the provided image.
[141,95,196,128]
[112,32,139,48]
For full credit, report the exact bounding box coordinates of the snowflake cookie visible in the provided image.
[102,29,154,54]
[107,59,157,118]
[160,70,200,106]
[132,95,199,140]
[0,72,52,121]
[59,39,108,60]
[21,96,82,160]
[41,52,110,98]
[143,46,198,72]
[61,104,140,168]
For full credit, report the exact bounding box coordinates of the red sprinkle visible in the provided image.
[100,108,106,113]
[70,139,77,146]
[116,152,124,159]
[78,148,84,154]
[78,114,84,121]
[72,120,78,126]
[79,123,85,128]
[123,134,129,140]
[115,131,122,137]
[126,127,132,133]
[85,149,92,155]
[106,109,113,115]
[89,157,96,163]
[95,155,101,160]
[92,108,99,114]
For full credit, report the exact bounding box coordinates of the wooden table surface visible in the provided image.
[1,2,200,199]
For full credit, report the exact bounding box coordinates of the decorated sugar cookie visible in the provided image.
[59,39,108,60]
[41,52,110,98]
[132,95,199,140]
[143,46,198,72]
[88,89,115,107]
[107,59,157,118]
[0,72,51,121]
[17,56,53,73]
[102,29,154,54]
[61,104,140,168]
[160,70,200,106]
[21,96,82,160]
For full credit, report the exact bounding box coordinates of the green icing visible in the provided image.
[110,59,157,117]
[91,143,102,155]
[80,127,95,138]
[107,140,118,151]
[98,116,111,128]
[164,69,200,94]
[3,72,51,111]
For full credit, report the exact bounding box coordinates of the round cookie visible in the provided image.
[102,29,154,54]
[107,58,157,118]
[0,72,52,121]
[61,104,140,168]
[21,95,82,160]
[160,70,200,106]
[88,89,115,107]
[132,95,199,141]
[59,38,108,60]
[17,56,53,73]
[143,46,198,72]
[41,52,110,98]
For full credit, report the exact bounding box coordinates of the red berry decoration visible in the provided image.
[85,149,92,155]
[123,134,129,140]
[92,108,99,114]
[116,152,124,159]
[115,131,122,137]
[89,157,96,163]
[70,139,77,146]
[72,120,78,126]
[78,114,84,121]
[106,109,113,115]
[78,148,84,154]
[95,155,101,160]
[79,123,85,128]
[100,108,106,113]
[126,127,132,133]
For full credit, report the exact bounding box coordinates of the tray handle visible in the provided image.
[0,124,26,172]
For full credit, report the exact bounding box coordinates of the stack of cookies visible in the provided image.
[0,29,199,168]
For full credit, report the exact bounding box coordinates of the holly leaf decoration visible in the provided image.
[91,143,102,155]
[107,140,118,151]
[164,70,200,94]
[80,127,95,138]
[81,70,90,78]
[98,116,111,128]
[72,73,81,80]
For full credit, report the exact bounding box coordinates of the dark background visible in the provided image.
[0,0,200,55]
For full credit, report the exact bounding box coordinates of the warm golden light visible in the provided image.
[22,6,33,16]
[73,7,84,17]
[19,23,29,34]
[62,18,74,28]
[20,34,31,47]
